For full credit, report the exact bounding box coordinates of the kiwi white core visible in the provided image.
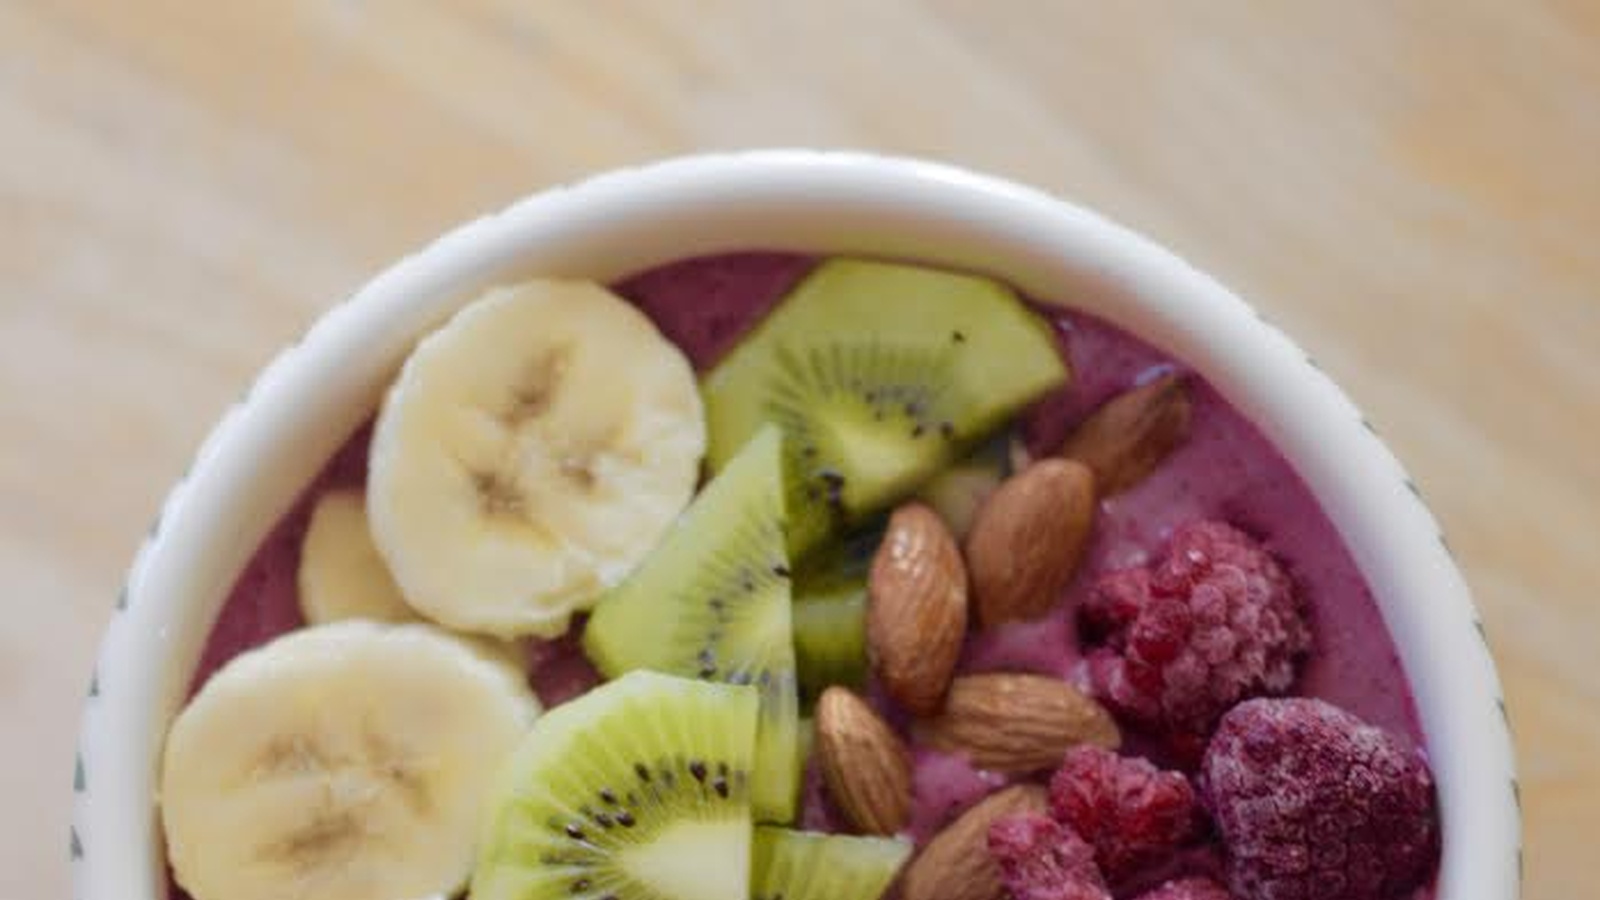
[618,819,751,900]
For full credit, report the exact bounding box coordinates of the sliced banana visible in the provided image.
[299,488,416,625]
[160,621,540,900]
[368,279,706,638]
[297,488,529,673]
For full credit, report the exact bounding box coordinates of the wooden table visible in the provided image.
[5,3,1593,898]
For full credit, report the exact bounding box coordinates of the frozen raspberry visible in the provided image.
[1081,521,1311,758]
[1200,697,1439,900]
[1133,877,1233,900]
[1049,746,1202,881]
[988,814,1111,900]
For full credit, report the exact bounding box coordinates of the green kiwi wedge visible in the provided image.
[793,585,867,699]
[791,528,879,699]
[473,671,760,900]
[794,716,815,784]
[913,436,1011,537]
[584,426,801,822]
[751,826,912,900]
[702,257,1069,554]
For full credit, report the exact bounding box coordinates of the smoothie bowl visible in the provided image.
[74,152,1518,900]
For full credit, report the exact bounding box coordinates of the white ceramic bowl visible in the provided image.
[74,151,1519,900]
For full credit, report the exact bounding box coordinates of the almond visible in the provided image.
[815,685,913,835]
[919,672,1120,773]
[965,458,1096,627]
[901,784,1049,900]
[868,503,969,715]
[1059,372,1192,496]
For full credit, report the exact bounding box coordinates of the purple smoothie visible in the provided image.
[178,252,1428,898]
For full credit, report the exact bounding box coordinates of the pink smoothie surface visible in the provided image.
[177,252,1429,899]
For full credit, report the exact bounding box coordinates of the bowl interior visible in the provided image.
[76,151,1517,900]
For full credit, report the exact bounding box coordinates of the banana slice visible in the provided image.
[297,488,529,673]
[299,488,416,625]
[160,621,540,900]
[368,279,706,638]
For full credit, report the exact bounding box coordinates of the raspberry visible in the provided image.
[987,814,1111,900]
[1134,877,1233,900]
[1049,746,1202,881]
[1081,521,1311,757]
[1199,697,1439,900]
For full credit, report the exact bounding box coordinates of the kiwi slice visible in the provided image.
[702,257,1069,554]
[794,716,815,782]
[791,528,879,699]
[473,671,760,900]
[913,436,1011,537]
[584,426,801,822]
[794,586,867,698]
[751,827,912,900]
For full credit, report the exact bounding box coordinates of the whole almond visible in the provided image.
[919,672,1120,773]
[965,459,1096,627]
[901,784,1049,900]
[815,686,913,835]
[868,503,969,715]
[1059,372,1192,495]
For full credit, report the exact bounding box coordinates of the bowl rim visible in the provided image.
[73,149,1519,900]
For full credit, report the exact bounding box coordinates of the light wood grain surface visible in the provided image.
[4,2,1595,898]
